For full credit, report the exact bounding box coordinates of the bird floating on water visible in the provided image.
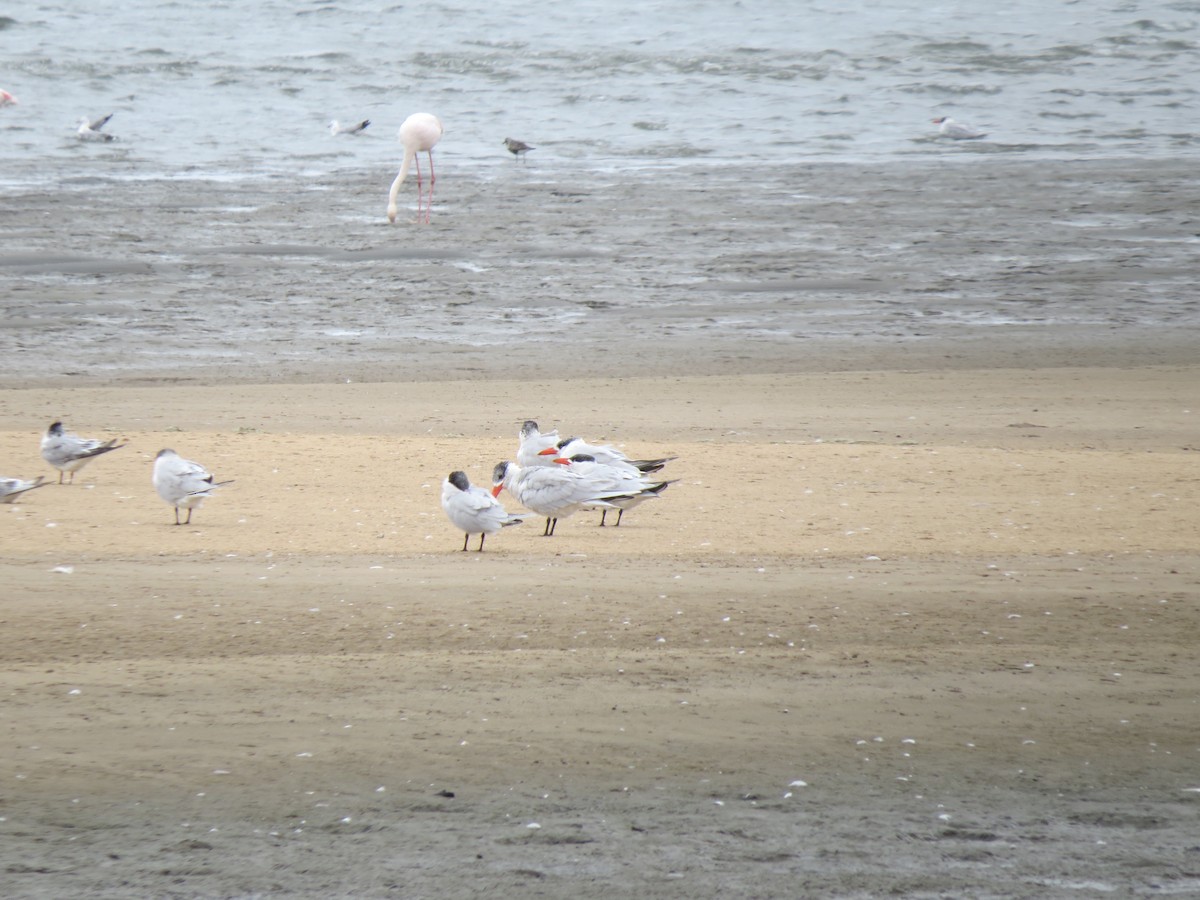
[931,116,987,140]
[330,118,370,135]
[77,113,116,142]
[387,112,443,224]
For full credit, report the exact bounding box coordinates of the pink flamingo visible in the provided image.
[387,112,443,224]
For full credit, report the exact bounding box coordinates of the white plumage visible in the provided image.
[441,470,526,551]
[152,448,233,525]
[41,420,126,483]
[492,459,633,536]
[0,475,47,503]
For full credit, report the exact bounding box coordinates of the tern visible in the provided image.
[491,459,633,537]
[931,116,987,140]
[41,421,126,484]
[441,470,526,551]
[152,448,233,525]
[0,475,48,503]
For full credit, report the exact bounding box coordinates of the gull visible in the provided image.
[41,421,126,484]
[0,89,18,107]
[0,475,48,503]
[387,112,443,224]
[554,453,676,526]
[491,459,633,536]
[330,118,371,135]
[153,449,233,525]
[441,470,526,551]
[556,436,675,475]
[503,137,534,161]
[931,116,986,140]
[517,420,562,468]
[76,113,116,142]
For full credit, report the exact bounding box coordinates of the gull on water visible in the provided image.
[153,449,234,525]
[503,137,534,161]
[330,118,371,135]
[76,113,116,142]
[931,116,987,140]
[41,421,126,484]
[0,475,48,503]
[441,470,526,551]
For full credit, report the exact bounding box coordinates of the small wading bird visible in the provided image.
[441,470,526,551]
[931,116,987,140]
[503,137,534,161]
[41,421,126,484]
[0,475,48,503]
[76,113,116,142]
[387,112,443,224]
[330,118,370,135]
[152,449,234,525]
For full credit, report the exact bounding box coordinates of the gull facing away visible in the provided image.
[0,475,48,503]
[503,137,534,161]
[517,419,562,468]
[76,113,116,142]
[330,118,370,135]
[0,89,18,107]
[387,112,443,224]
[41,421,126,484]
[491,459,634,537]
[153,449,234,525]
[931,116,987,140]
[441,470,526,551]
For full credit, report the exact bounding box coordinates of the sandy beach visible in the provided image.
[2,158,1199,897]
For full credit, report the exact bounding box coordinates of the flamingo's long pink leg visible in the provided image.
[424,151,436,223]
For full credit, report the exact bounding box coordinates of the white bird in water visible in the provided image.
[442,470,526,551]
[492,459,634,537]
[41,421,126,484]
[387,112,443,224]
[153,449,233,525]
[554,453,676,526]
[504,137,534,161]
[76,113,116,142]
[0,89,19,107]
[330,118,371,135]
[931,116,986,140]
[0,475,48,503]
[517,419,562,468]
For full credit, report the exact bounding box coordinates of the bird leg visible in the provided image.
[477,533,486,552]
[461,533,470,552]
[599,510,608,526]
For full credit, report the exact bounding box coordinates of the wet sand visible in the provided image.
[1,159,1199,897]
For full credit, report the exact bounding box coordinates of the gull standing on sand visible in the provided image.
[76,113,116,142]
[931,116,986,140]
[387,112,443,224]
[0,475,48,503]
[503,137,534,161]
[153,449,233,525]
[554,453,676,526]
[491,459,633,537]
[441,470,526,551]
[330,118,370,135]
[41,421,126,484]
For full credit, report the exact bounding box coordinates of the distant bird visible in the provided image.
[76,113,116,142]
[931,116,986,140]
[504,137,534,161]
[0,89,18,108]
[330,118,370,135]
[152,449,233,525]
[387,112,443,224]
[41,421,126,484]
[441,470,526,551]
[0,475,48,503]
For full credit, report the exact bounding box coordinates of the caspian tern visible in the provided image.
[555,436,676,475]
[441,469,526,551]
[491,459,633,536]
[330,118,371,135]
[504,137,534,161]
[931,116,987,140]
[76,113,116,142]
[554,454,676,526]
[517,420,562,468]
[0,475,48,503]
[152,449,234,525]
[41,421,126,484]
